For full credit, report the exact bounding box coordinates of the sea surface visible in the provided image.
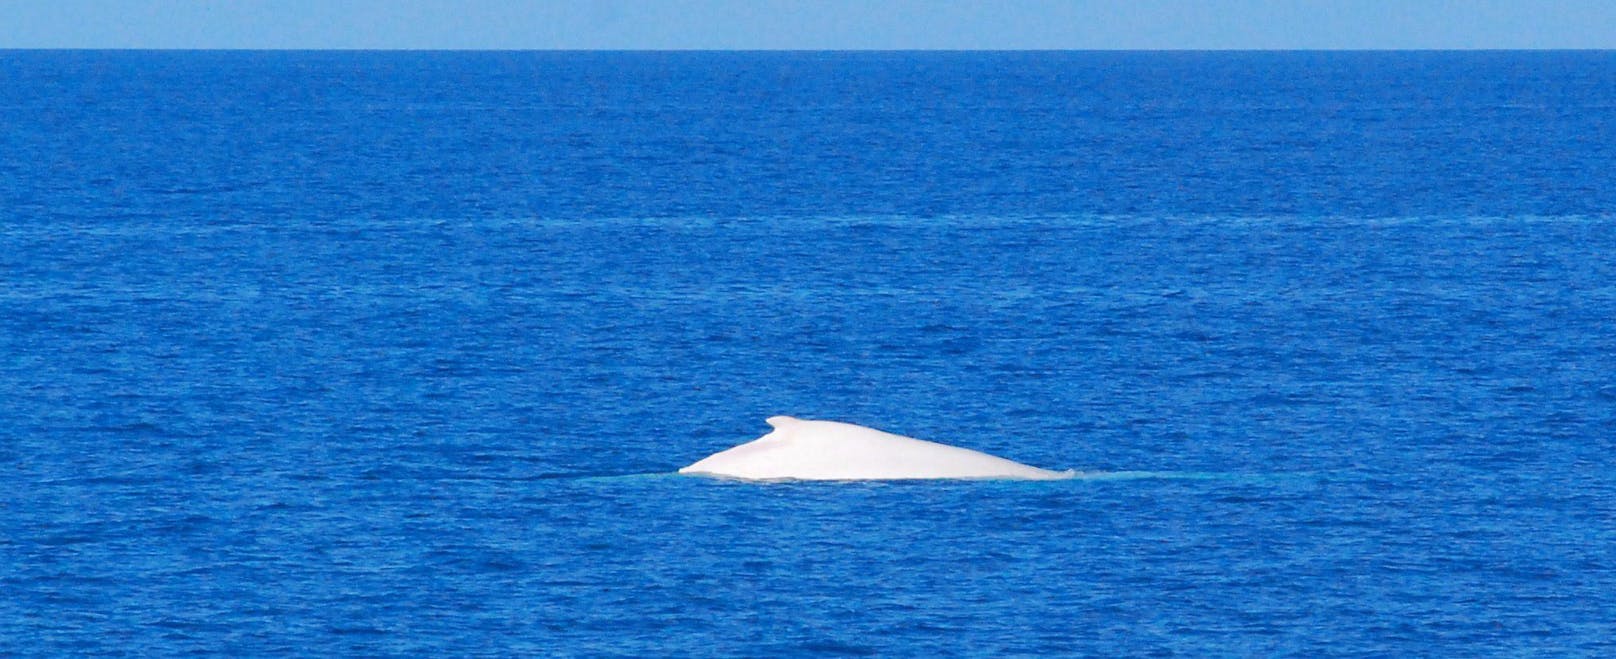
[2,51,1615,656]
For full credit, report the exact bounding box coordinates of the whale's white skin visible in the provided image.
[679,416,1073,481]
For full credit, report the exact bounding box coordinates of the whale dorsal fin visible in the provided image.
[766,415,801,429]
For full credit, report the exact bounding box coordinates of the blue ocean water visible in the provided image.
[2,50,1614,655]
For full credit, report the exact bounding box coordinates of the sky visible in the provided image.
[2,0,1614,50]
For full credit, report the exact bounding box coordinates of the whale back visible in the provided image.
[679,417,1071,481]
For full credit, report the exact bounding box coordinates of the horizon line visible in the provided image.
[4,47,1614,53]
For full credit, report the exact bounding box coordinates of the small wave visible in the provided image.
[534,471,683,483]
[538,470,1271,485]
[1073,470,1235,481]
[664,470,1257,484]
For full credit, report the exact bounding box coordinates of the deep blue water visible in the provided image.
[3,51,1615,656]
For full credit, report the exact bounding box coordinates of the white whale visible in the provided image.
[679,416,1074,481]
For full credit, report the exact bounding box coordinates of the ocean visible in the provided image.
[2,50,1614,655]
